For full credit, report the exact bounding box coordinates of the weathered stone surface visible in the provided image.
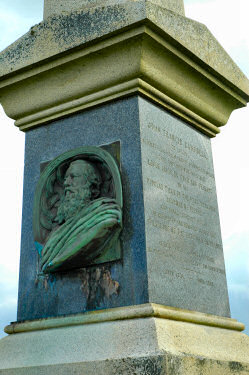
[5,303,245,335]
[1,28,244,138]
[1,314,249,374]
[139,98,230,317]
[44,0,185,19]
[0,0,248,140]
[0,0,248,98]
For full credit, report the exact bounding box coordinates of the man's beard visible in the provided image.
[55,189,91,223]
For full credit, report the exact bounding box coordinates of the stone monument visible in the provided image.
[0,0,249,373]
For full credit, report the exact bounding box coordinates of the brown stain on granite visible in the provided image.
[80,266,119,310]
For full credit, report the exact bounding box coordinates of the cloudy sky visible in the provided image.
[0,0,248,337]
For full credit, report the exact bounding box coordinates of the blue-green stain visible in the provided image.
[35,241,43,257]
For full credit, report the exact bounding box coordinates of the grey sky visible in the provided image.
[0,0,43,17]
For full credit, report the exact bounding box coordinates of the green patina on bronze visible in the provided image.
[33,145,123,273]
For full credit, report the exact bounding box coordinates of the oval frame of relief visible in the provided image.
[33,145,122,269]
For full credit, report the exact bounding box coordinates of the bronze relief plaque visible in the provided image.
[33,145,122,274]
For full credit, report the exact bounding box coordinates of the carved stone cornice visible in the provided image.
[0,1,248,136]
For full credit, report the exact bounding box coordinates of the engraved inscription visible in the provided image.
[141,118,226,298]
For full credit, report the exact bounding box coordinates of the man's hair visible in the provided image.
[70,159,101,199]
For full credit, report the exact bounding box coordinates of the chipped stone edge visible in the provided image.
[4,303,245,334]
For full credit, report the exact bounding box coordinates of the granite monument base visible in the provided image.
[1,304,249,375]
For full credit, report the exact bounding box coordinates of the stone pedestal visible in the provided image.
[0,0,249,373]
[1,305,249,374]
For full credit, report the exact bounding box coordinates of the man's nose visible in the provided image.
[64,175,71,186]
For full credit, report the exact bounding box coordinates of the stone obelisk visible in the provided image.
[0,0,249,373]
